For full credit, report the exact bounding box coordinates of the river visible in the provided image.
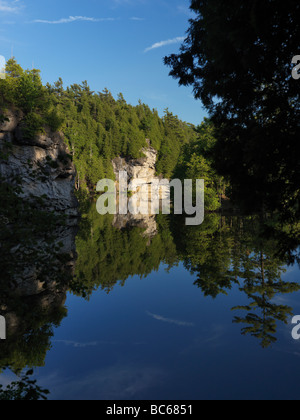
[1,207,300,400]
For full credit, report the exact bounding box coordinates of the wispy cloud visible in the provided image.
[144,36,185,53]
[0,0,22,13]
[146,311,194,327]
[53,340,98,348]
[33,16,116,25]
[130,17,144,21]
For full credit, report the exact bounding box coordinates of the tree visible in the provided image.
[5,57,23,78]
[164,0,300,218]
[0,370,49,400]
[185,153,221,211]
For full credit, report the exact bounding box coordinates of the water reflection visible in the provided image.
[74,207,300,348]
[0,205,77,398]
[172,215,300,348]
[1,202,300,398]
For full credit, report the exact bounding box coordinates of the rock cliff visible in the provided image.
[0,108,79,222]
[112,144,169,239]
[112,145,158,185]
[0,107,78,299]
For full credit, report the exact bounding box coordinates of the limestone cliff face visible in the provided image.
[112,144,167,239]
[0,108,78,222]
[112,145,158,185]
[0,108,78,302]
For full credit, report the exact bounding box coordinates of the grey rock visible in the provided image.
[112,144,169,239]
[0,108,23,132]
[0,108,79,223]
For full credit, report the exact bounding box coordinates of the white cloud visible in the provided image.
[146,311,194,327]
[130,17,144,21]
[53,340,98,348]
[144,36,185,53]
[0,0,22,13]
[33,16,116,25]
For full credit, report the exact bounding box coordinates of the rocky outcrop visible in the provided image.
[0,109,79,359]
[112,145,158,184]
[0,108,79,222]
[112,143,169,239]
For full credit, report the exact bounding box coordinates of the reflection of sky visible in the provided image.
[3,262,300,400]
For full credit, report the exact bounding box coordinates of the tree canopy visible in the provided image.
[165,0,300,218]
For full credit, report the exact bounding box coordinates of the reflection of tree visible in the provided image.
[0,290,68,374]
[232,250,300,348]
[0,370,49,400]
[229,217,300,348]
[2,184,300,397]
[171,214,300,348]
[0,178,77,398]
[71,205,178,297]
[74,207,300,348]
[171,214,238,298]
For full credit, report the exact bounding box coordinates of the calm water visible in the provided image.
[1,208,300,400]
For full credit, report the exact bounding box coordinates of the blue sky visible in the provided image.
[0,0,208,125]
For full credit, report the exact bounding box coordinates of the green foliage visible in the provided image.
[175,119,225,211]
[21,112,45,139]
[0,58,62,140]
[5,58,23,79]
[0,370,50,400]
[45,107,64,132]
[16,70,47,113]
[71,205,178,297]
[185,154,221,211]
[1,58,223,206]
[45,81,204,193]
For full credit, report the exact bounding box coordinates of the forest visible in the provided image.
[0,58,223,212]
[0,0,300,401]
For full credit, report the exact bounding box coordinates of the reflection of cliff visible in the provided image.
[0,224,77,373]
[112,143,170,239]
[73,208,178,297]
[0,108,79,372]
[113,213,158,239]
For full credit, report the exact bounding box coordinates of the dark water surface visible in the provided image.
[1,209,300,400]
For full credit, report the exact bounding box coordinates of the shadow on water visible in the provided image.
[1,198,300,398]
